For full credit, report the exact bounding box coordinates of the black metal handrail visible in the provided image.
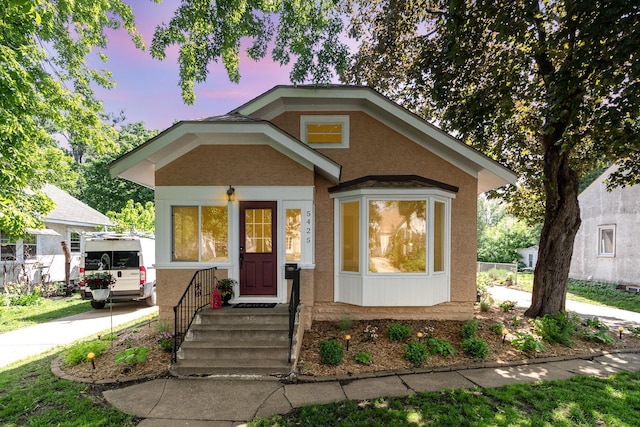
[285,264,301,363]
[172,267,217,363]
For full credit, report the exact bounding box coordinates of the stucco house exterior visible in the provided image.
[111,85,517,327]
[1,185,111,287]
[570,165,640,287]
[517,245,539,270]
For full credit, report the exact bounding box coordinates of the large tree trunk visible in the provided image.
[524,139,581,318]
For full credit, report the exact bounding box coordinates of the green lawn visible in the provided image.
[250,371,640,426]
[0,353,138,426]
[0,293,92,334]
[511,274,640,313]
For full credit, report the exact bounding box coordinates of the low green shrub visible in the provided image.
[491,322,505,335]
[461,319,478,339]
[581,330,615,344]
[461,337,490,359]
[157,331,174,352]
[582,317,607,330]
[115,347,149,365]
[388,323,411,341]
[404,341,429,364]
[337,315,353,331]
[629,326,640,336]
[512,315,521,327]
[533,311,578,346]
[426,337,456,357]
[319,340,344,366]
[511,332,546,352]
[499,301,516,312]
[64,340,109,365]
[479,300,491,312]
[355,351,372,365]
[10,290,43,307]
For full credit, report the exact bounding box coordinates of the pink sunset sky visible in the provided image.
[93,1,311,131]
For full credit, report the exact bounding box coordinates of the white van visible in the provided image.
[80,234,156,309]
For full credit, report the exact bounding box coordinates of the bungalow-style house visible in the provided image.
[1,185,111,287]
[111,85,516,327]
[570,165,640,288]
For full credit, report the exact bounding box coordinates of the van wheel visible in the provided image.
[91,300,106,309]
[146,288,157,306]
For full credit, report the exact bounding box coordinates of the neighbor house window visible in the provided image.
[23,234,37,258]
[341,201,360,272]
[172,205,229,262]
[300,115,349,148]
[0,231,16,261]
[598,225,615,257]
[70,232,81,253]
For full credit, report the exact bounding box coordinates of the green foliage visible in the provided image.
[499,301,516,312]
[115,346,149,365]
[533,312,579,346]
[479,300,491,312]
[476,272,490,295]
[461,337,490,359]
[157,332,174,353]
[581,330,615,345]
[150,0,348,104]
[388,323,411,341]
[426,337,456,357]
[582,317,607,330]
[461,319,478,340]
[64,340,109,365]
[567,280,640,313]
[0,0,143,237]
[512,315,521,327]
[511,333,546,353]
[354,351,372,365]
[629,327,640,337]
[337,315,353,331]
[319,340,343,366]
[7,289,43,307]
[0,294,91,333]
[404,341,429,364]
[491,322,505,335]
[106,200,155,234]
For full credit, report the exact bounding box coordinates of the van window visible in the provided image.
[85,251,139,271]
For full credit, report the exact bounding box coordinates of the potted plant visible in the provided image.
[217,278,237,305]
[82,272,116,301]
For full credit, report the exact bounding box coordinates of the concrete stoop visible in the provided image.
[170,304,296,377]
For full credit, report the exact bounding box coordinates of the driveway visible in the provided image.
[489,285,640,329]
[0,301,158,368]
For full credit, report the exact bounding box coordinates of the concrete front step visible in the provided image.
[172,304,295,377]
[177,340,288,360]
[170,358,291,377]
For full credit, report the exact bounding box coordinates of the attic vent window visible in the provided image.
[301,115,349,148]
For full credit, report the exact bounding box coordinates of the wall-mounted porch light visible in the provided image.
[226,186,235,202]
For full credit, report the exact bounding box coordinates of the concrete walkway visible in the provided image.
[0,301,158,368]
[103,351,640,426]
[488,285,640,328]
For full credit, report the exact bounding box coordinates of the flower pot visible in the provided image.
[91,289,110,301]
[222,294,232,306]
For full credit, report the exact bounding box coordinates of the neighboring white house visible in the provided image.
[517,245,539,269]
[569,165,640,286]
[1,185,111,287]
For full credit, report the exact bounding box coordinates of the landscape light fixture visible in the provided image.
[226,186,235,202]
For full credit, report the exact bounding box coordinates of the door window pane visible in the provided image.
[173,206,199,261]
[369,200,426,273]
[341,201,360,272]
[286,209,302,262]
[245,208,273,253]
[202,206,228,262]
[434,201,445,272]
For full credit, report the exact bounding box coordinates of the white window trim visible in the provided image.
[300,115,350,148]
[597,225,616,257]
[332,190,454,307]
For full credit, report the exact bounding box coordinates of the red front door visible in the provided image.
[239,201,277,296]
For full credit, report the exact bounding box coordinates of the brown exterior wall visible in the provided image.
[271,111,478,318]
[156,144,313,187]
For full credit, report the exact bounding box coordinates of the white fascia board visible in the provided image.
[111,120,341,189]
[329,188,456,199]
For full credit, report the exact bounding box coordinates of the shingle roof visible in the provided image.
[328,175,459,194]
[43,185,112,227]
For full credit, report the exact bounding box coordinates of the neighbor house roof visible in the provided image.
[43,185,111,227]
